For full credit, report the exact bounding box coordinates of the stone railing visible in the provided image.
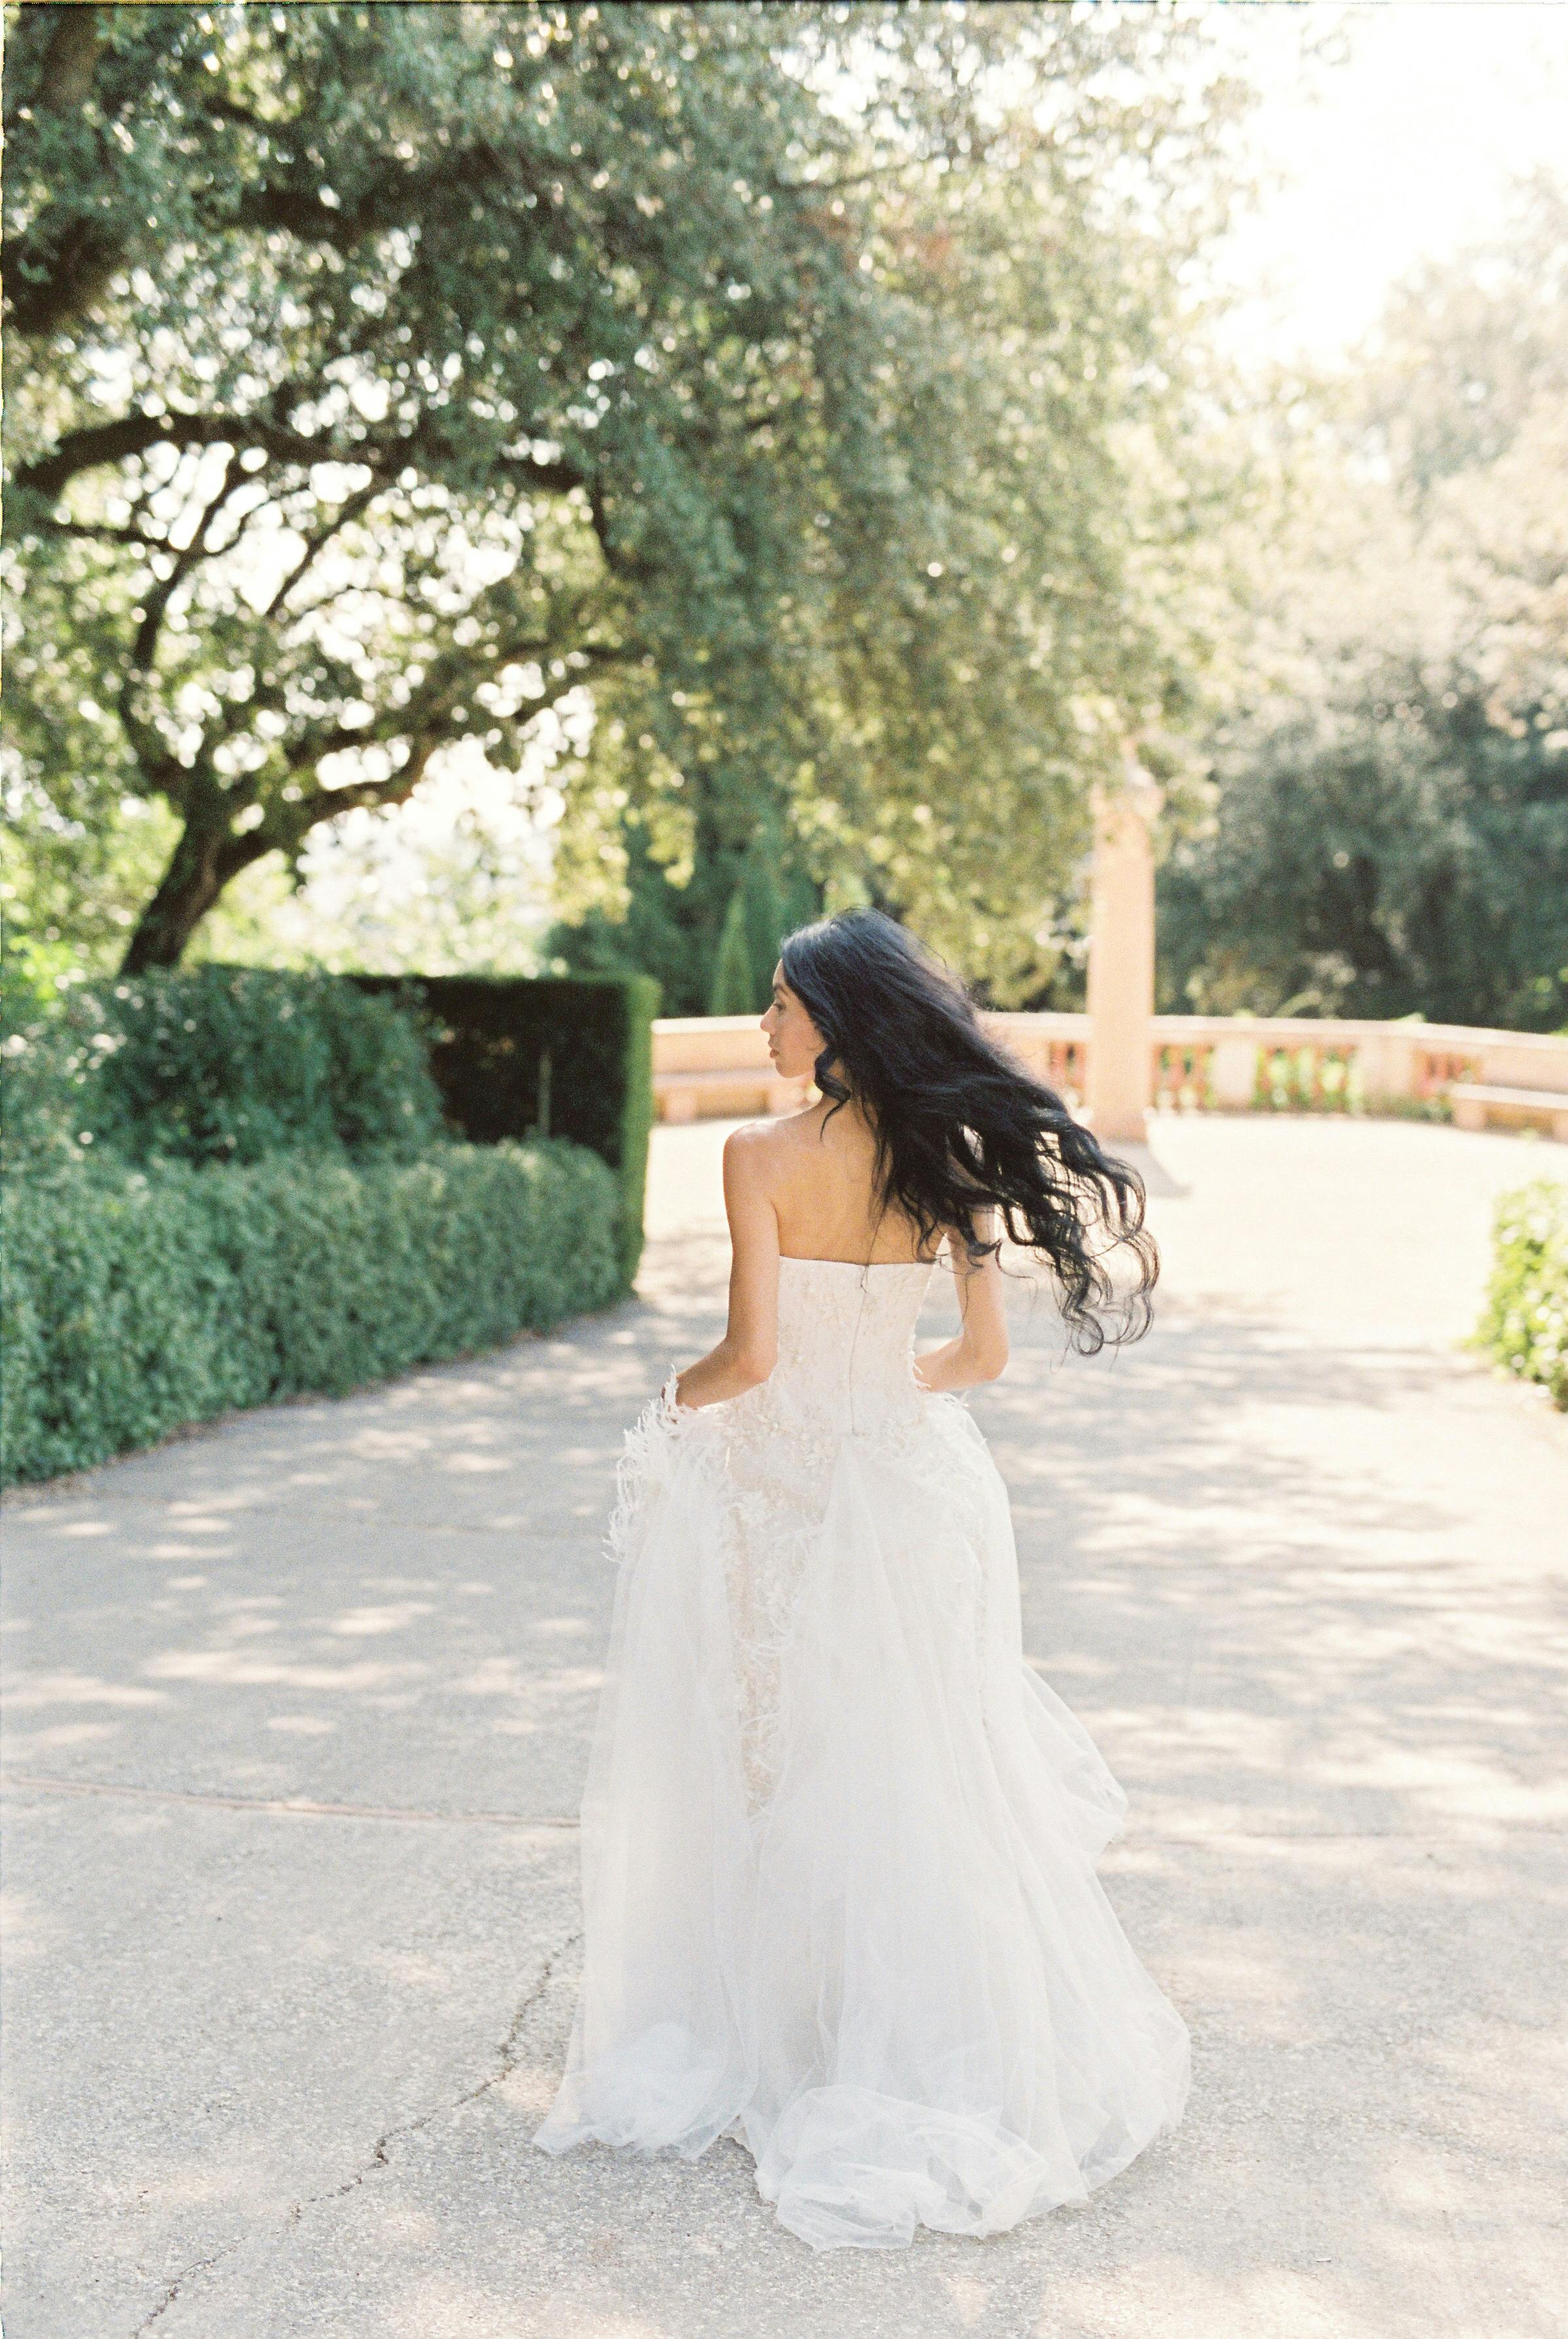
[652,1012,1568,1137]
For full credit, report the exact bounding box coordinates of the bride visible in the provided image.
[534,908,1191,2249]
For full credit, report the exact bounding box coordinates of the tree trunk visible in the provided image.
[39,5,102,114]
[9,10,122,342]
[118,818,260,972]
[120,737,438,972]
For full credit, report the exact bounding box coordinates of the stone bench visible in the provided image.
[653,1066,812,1124]
[1450,1082,1568,1142]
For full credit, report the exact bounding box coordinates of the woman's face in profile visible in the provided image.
[761,964,824,1081]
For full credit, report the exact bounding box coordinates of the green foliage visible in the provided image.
[0,792,181,990]
[1,975,116,1172]
[548,816,819,1015]
[737,824,813,1001]
[1,1138,622,1486]
[101,964,447,1164]
[1164,186,1568,1033]
[1360,175,1568,504]
[545,822,710,1013]
[611,974,658,1289]
[1159,668,1568,1030]
[2,965,445,1170]
[1473,1178,1568,1409]
[5,962,655,1284]
[0,963,647,1486]
[704,829,807,1014]
[5,2,1252,990]
[344,971,657,1284]
[739,848,784,1010]
[708,885,760,1016]
[1250,1044,1363,1115]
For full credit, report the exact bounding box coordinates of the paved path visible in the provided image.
[4,1116,1565,2339]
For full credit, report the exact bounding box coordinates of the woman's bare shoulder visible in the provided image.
[723,1108,826,1189]
[723,1114,798,1179]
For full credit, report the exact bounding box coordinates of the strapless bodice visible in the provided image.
[769,1254,937,1436]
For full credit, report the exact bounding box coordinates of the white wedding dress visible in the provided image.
[533,1255,1191,2249]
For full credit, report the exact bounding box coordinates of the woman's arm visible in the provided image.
[913,1213,1009,1393]
[673,1127,781,1410]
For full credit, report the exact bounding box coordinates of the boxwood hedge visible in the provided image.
[345,971,659,1284]
[1,963,447,1170]
[1474,1177,1568,1410]
[2,1137,621,1486]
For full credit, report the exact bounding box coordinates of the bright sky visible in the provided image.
[1209,0,1568,366]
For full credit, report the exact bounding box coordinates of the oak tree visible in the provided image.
[5,2,1250,993]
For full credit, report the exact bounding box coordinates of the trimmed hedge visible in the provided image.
[344,972,659,1284]
[1,1137,621,1486]
[3,972,656,1278]
[1474,1178,1568,1409]
[1,964,446,1170]
[1,966,655,1485]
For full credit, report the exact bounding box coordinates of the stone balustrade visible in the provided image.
[652,1011,1568,1136]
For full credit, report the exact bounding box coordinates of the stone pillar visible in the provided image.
[1355,1023,1419,1113]
[1210,1030,1260,1111]
[1086,748,1162,1144]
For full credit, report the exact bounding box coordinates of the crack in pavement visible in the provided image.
[125,1929,582,2336]
[284,1926,584,2226]
[132,2242,245,2337]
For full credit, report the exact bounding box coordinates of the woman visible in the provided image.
[534,908,1190,2249]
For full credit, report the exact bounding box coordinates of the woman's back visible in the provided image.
[753,1099,936,1266]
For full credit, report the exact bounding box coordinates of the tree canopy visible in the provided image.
[1160,179,1568,1032]
[4,1,1251,998]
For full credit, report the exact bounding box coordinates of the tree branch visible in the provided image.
[227,132,548,258]
[47,518,167,551]
[269,733,441,838]
[14,411,333,504]
[118,447,249,695]
[12,406,587,516]
[114,665,188,815]
[35,5,102,114]
[264,647,622,844]
[488,449,590,501]
[261,475,385,620]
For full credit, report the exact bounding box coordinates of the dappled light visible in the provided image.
[4,1113,1563,2332]
[4,0,1565,2321]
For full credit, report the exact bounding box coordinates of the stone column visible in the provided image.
[1085,747,1162,1144]
[1210,1029,1261,1111]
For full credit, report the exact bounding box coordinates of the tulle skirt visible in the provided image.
[532,1379,1191,2249]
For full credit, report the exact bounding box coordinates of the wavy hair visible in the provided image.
[778,907,1157,1352]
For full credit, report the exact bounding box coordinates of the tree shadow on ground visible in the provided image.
[3,1225,1563,2338]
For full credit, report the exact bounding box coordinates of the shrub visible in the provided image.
[1473,1178,1568,1409]
[100,964,447,1163]
[3,970,656,1283]
[1,963,446,1171]
[1,983,122,1170]
[1,1137,621,1486]
[0,966,650,1483]
[708,884,761,1015]
[344,972,659,1285]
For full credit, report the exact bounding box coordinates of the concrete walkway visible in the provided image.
[3,1115,1565,2339]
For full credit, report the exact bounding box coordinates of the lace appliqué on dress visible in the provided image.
[603,1364,693,1568]
[604,1273,1004,1814]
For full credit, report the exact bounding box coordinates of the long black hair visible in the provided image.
[778,907,1157,1353]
